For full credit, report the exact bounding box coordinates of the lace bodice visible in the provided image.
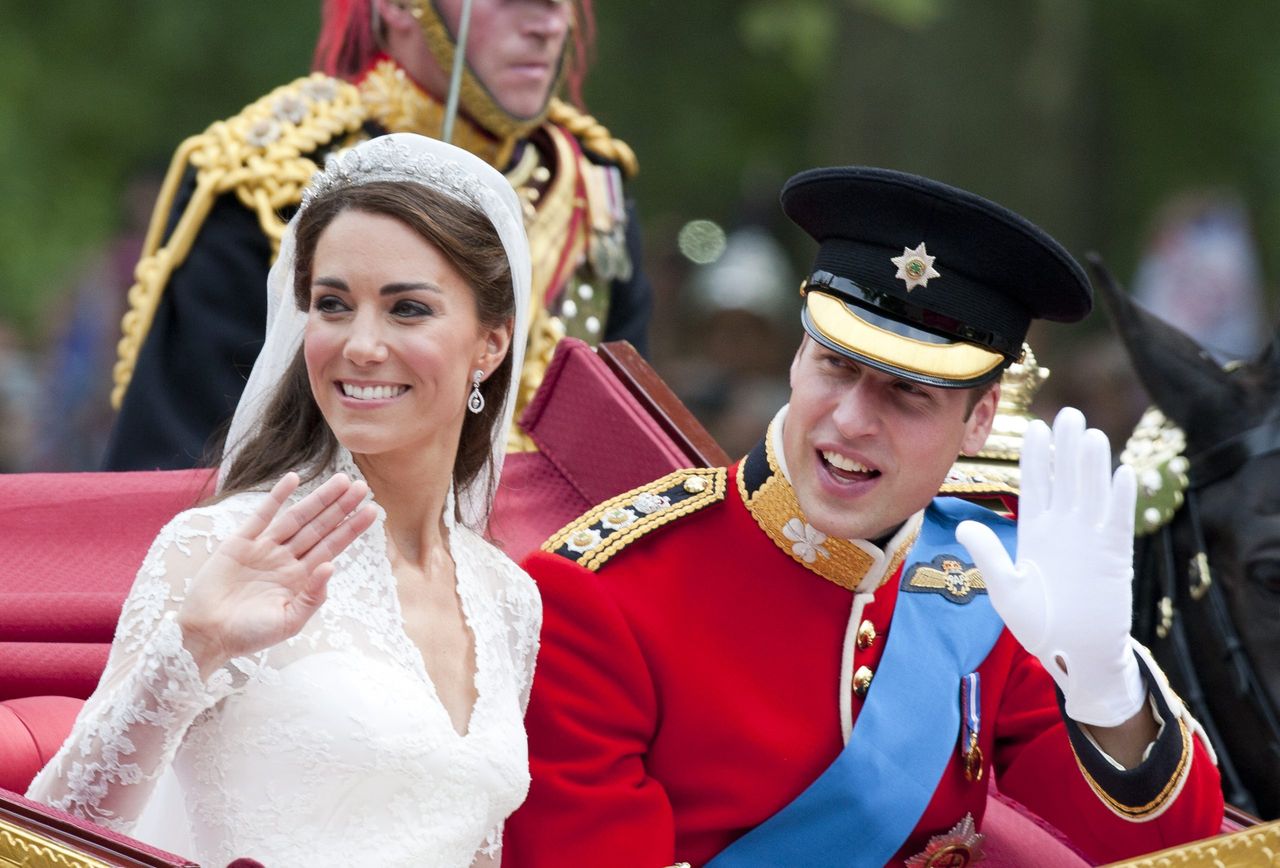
[27,451,541,867]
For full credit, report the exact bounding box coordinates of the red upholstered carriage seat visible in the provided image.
[0,338,1225,864]
[0,470,212,862]
[0,468,215,704]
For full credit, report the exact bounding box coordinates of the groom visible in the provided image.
[503,167,1224,866]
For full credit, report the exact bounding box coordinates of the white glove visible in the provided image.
[956,407,1146,728]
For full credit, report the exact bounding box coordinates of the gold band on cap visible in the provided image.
[805,291,1005,383]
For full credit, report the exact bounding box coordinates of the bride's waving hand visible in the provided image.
[178,472,376,680]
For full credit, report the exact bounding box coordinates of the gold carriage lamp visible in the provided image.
[782,166,1092,389]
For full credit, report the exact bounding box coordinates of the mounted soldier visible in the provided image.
[105,0,648,470]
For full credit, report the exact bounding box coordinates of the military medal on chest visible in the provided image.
[960,672,984,782]
[905,813,986,868]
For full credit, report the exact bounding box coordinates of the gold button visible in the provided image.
[853,665,874,698]
[683,475,708,494]
[856,619,876,650]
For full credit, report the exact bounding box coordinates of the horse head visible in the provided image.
[1092,256,1280,816]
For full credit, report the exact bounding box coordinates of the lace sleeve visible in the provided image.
[474,555,542,862]
[512,566,542,715]
[25,507,241,832]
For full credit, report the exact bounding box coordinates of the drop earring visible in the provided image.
[467,369,485,414]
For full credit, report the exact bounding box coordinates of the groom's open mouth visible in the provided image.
[820,449,881,483]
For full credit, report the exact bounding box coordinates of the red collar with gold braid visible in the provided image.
[736,427,918,593]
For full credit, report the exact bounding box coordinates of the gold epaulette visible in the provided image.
[111,74,368,408]
[547,98,638,179]
[542,467,727,571]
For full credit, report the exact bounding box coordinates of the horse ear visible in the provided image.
[1087,254,1242,437]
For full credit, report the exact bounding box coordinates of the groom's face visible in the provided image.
[781,338,998,542]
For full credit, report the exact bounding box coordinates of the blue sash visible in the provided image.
[707,498,1015,867]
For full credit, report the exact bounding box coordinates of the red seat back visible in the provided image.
[491,339,726,560]
[0,469,214,701]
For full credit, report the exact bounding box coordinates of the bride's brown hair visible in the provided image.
[213,180,515,524]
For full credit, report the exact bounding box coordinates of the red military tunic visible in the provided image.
[504,446,1223,867]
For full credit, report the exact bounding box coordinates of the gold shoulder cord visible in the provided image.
[505,106,638,452]
[547,99,638,179]
[110,74,368,409]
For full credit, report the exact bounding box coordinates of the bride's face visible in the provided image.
[303,209,509,464]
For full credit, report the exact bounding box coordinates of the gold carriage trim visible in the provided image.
[1102,817,1280,867]
[0,816,113,868]
[940,342,1050,499]
[110,74,368,409]
[543,467,727,571]
[1072,715,1193,822]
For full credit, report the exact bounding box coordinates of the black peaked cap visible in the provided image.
[781,166,1092,387]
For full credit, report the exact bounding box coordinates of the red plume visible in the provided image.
[564,0,595,108]
[314,0,380,81]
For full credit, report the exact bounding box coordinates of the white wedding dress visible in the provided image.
[26,449,541,868]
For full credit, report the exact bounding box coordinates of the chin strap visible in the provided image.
[408,0,558,145]
[440,0,474,144]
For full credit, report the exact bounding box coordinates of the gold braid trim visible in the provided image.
[110,74,367,409]
[548,99,638,178]
[1070,715,1193,821]
[737,432,916,593]
[542,468,726,571]
[507,124,589,453]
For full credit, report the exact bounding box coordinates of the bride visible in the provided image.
[27,133,538,867]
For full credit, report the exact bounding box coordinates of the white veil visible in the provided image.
[218,133,531,529]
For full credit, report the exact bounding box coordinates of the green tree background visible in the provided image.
[3,0,1278,461]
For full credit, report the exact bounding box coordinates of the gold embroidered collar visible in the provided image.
[737,418,917,593]
[357,58,516,168]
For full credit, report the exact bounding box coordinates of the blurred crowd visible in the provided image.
[0,181,1271,473]
[0,174,159,472]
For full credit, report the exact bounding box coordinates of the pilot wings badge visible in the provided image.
[904,554,986,605]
